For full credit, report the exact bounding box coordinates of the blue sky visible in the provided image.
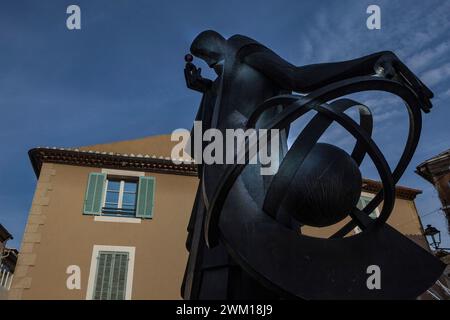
[0,0,449,249]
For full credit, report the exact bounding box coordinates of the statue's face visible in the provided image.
[191,30,226,74]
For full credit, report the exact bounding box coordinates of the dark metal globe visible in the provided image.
[279,143,362,227]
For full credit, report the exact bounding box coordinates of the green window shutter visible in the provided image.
[83,172,106,215]
[357,196,378,219]
[93,251,129,300]
[136,176,155,219]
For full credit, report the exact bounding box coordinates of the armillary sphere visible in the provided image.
[200,75,444,299]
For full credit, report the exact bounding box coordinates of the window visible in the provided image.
[103,179,138,216]
[83,171,155,219]
[354,195,380,234]
[357,195,379,219]
[86,245,135,300]
[93,251,129,300]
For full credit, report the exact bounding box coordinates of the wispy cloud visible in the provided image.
[373,109,402,122]
[442,88,450,97]
[406,41,450,72]
[420,62,450,86]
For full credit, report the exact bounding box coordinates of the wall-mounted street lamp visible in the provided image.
[424,224,441,250]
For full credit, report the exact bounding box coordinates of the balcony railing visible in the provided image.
[102,207,136,217]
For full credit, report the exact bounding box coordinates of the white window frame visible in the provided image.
[103,179,130,210]
[95,169,145,224]
[86,245,136,300]
[353,192,380,234]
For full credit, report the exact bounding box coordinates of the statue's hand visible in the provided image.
[184,61,212,93]
[374,52,433,112]
[186,62,202,79]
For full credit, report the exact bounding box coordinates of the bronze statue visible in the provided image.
[182,30,444,299]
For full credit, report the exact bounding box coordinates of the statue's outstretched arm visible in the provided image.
[244,47,433,112]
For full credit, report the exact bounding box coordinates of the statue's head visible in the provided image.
[190,30,226,69]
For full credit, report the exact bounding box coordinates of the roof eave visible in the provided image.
[0,224,13,241]
[28,147,197,178]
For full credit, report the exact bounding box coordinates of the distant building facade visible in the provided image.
[9,134,433,299]
[1,224,17,298]
[416,149,450,231]
[0,224,13,260]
